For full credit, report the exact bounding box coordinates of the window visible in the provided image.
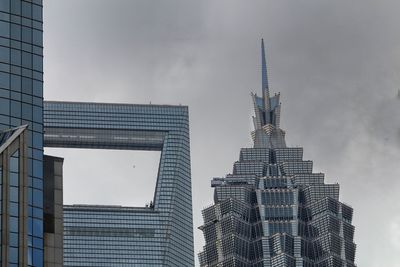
[10,75,21,92]
[10,186,19,202]
[10,49,21,66]
[21,2,32,18]
[0,98,9,115]
[10,1,21,16]
[0,46,10,63]
[22,26,32,43]
[21,77,32,95]
[32,106,41,122]
[22,103,32,120]
[32,5,42,21]
[0,21,10,38]
[10,24,21,41]
[22,51,32,69]
[10,100,21,117]
[9,202,19,216]
[0,72,10,89]
[32,55,42,71]
[32,188,42,207]
[0,1,10,12]
[9,173,18,186]
[32,29,42,46]
[32,80,42,97]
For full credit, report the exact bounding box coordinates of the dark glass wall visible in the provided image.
[0,1,43,266]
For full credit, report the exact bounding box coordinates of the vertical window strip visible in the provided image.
[8,149,19,265]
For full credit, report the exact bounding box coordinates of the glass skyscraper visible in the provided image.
[43,101,194,266]
[0,1,195,265]
[199,40,356,266]
[0,1,44,266]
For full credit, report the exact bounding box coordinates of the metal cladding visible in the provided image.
[199,42,356,267]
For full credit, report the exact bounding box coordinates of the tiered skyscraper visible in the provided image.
[199,40,356,267]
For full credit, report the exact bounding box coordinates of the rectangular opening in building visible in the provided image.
[44,148,161,207]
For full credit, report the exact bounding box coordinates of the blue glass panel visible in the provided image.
[10,1,21,16]
[0,0,10,12]
[9,247,18,264]
[0,97,9,115]
[27,217,32,235]
[33,207,42,219]
[32,5,42,21]
[0,46,10,63]
[10,75,21,92]
[0,21,10,38]
[33,160,42,178]
[33,55,42,71]
[32,178,42,189]
[28,247,33,265]
[22,51,32,69]
[10,232,19,247]
[0,72,10,89]
[0,88,10,99]
[33,237,42,249]
[10,100,21,117]
[22,102,32,120]
[21,1,32,19]
[10,156,18,172]
[9,187,19,202]
[32,189,42,207]
[33,248,43,266]
[9,202,19,216]
[32,80,42,97]
[22,93,32,104]
[11,24,21,41]
[32,218,43,237]
[32,106,42,123]
[32,29,42,46]
[9,216,18,233]
[22,26,32,43]
[10,49,21,66]
[22,77,32,95]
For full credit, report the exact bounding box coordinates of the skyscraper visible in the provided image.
[0,1,44,266]
[0,1,195,265]
[43,101,194,266]
[198,40,356,266]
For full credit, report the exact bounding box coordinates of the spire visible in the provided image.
[261,39,270,110]
[251,39,286,148]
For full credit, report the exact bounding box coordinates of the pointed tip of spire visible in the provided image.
[261,38,269,94]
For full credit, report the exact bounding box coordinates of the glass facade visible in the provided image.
[199,41,357,267]
[0,125,30,266]
[0,0,44,266]
[43,101,194,266]
[9,149,19,266]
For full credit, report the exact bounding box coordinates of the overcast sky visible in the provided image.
[43,1,400,266]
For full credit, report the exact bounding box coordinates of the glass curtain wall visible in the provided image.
[0,1,44,266]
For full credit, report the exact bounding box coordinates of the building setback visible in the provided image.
[198,40,356,267]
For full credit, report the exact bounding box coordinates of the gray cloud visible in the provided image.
[44,1,400,265]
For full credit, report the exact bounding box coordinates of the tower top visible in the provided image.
[251,39,286,148]
[261,39,269,94]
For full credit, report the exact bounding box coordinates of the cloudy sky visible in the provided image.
[43,1,400,266]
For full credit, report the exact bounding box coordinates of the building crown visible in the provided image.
[251,39,286,148]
